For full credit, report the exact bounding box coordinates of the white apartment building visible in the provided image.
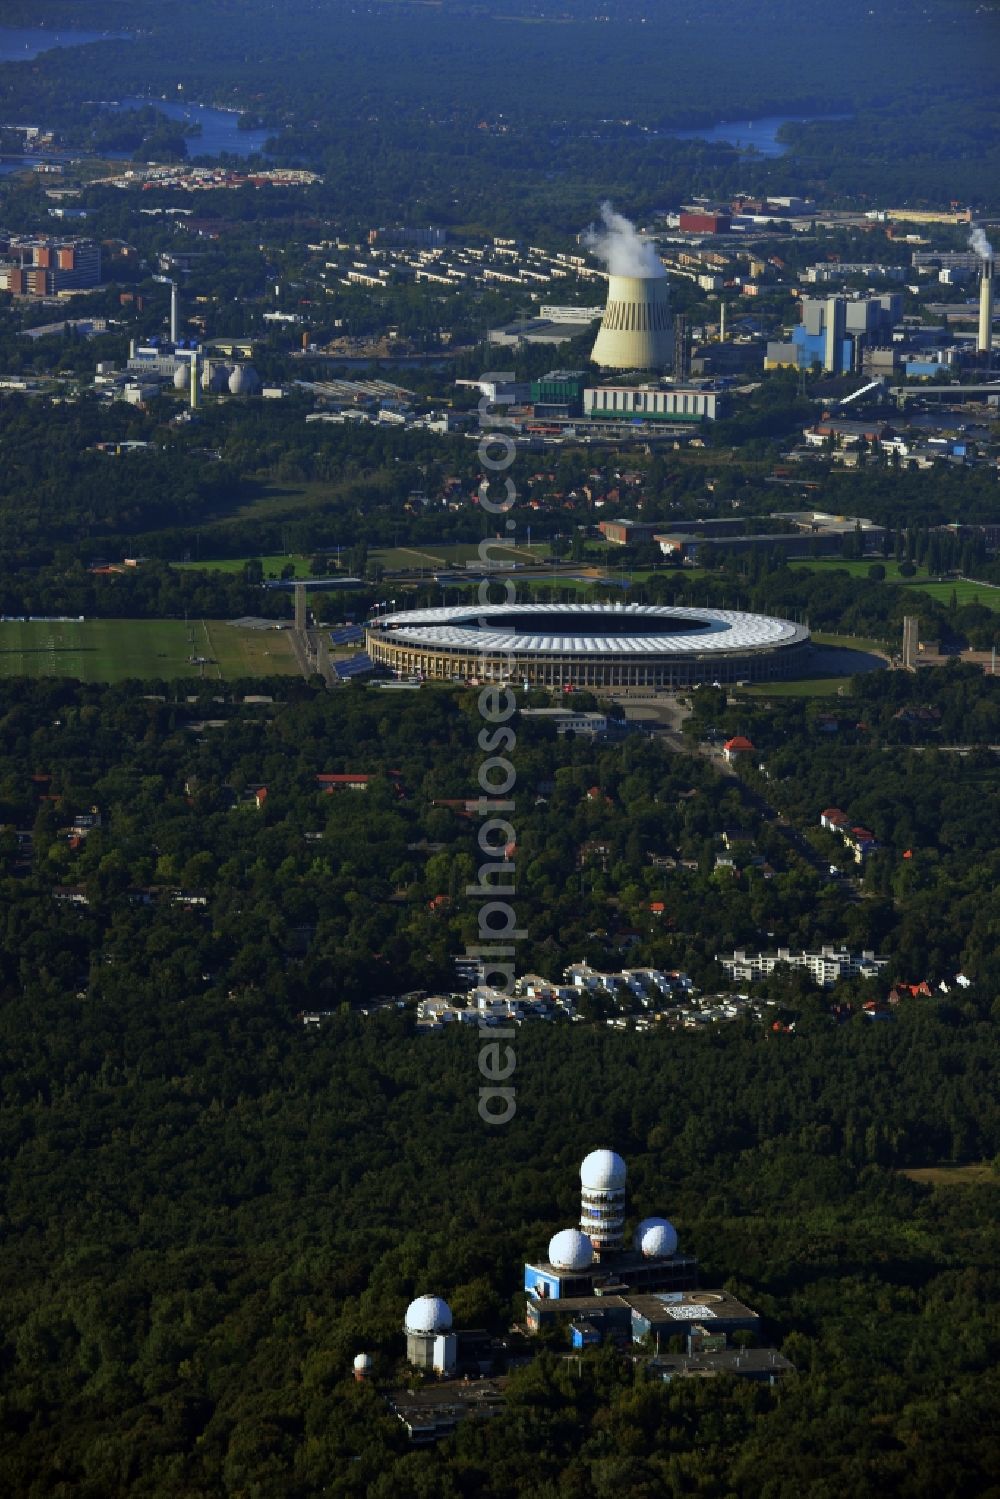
[718,945,888,987]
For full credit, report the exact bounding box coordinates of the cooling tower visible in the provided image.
[591,274,672,371]
[979,260,994,356]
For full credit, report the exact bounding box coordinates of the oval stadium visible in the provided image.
[366,603,810,689]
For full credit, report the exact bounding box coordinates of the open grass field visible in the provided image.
[741,632,888,698]
[179,541,553,576]
[790,559,915,581]
[900,1164,998,1188]
[811,631,890,654]
[178,554,310,578]
[740,677,854,698]
[518,576,628,596]
[790,560,1000,612]
[214,480,357,525]
[892,578,1000,612]
[0,620,299,682]
[373,541,552,570]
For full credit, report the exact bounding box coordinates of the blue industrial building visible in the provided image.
[768,294,903,374]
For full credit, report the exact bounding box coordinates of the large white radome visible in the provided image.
[580,1148,627,1192]
[634,1217,679,1257]
[548,1228,595,1271]
[404,1295,453,1335]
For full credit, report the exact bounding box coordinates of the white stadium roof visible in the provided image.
[371,603,806,656]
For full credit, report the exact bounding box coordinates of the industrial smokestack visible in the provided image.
[584,202,672,371]
[979,260,994,357]
[170,281,179,345]
[189,351,199,411]
[969,224,994,358]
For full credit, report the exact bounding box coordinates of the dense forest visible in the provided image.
[1,662,999,1000]
[1,994,998,1496]
[0,0,998,220]
[0,672,997,1495]
[0,392,999,572]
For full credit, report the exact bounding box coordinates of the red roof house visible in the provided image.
[723,735,754,762]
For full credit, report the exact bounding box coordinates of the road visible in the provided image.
[289,627,314,681]
[618,695,857,891]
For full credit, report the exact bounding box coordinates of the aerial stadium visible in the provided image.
[365,603,810,689]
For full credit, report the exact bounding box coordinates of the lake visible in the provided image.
[661,113,850,158]
[0,25,132,62]
[108,97,270,159]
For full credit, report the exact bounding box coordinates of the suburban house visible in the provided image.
[843,826,879,862]
[820,807,880,862]
[722,736,754,763]
[316,770,404,795]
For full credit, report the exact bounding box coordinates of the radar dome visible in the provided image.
[633,1216,678,1257]
[228,363,261,395]
[580,1148,627,1192]
[173,365,189,391]
[404,1295,453,1336]
[548,1228,594,1271]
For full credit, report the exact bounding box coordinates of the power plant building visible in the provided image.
[583,383,724,422]
[766,294,901,374]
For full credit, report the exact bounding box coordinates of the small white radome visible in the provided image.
[548,1228,595,1271]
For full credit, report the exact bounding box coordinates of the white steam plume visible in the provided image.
[583,201,665,279]
[969,224,994,261]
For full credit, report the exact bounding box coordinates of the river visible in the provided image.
[0,25,132,62]
[660,113,851,158]
[0,27,267,159]
[107,97,270,159]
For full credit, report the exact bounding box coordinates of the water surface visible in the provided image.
[661,113,850,158]
[109,97,270,158]
[0,25,131,62]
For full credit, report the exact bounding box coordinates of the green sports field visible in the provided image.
[810,631,890,655]
[790,560,1000,612]
[740,677,856,698]
[177,554,311,578]
[789,559,915,581]
[0,620,299,682]
[179,541,554,576]
[892,578,1000,612]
